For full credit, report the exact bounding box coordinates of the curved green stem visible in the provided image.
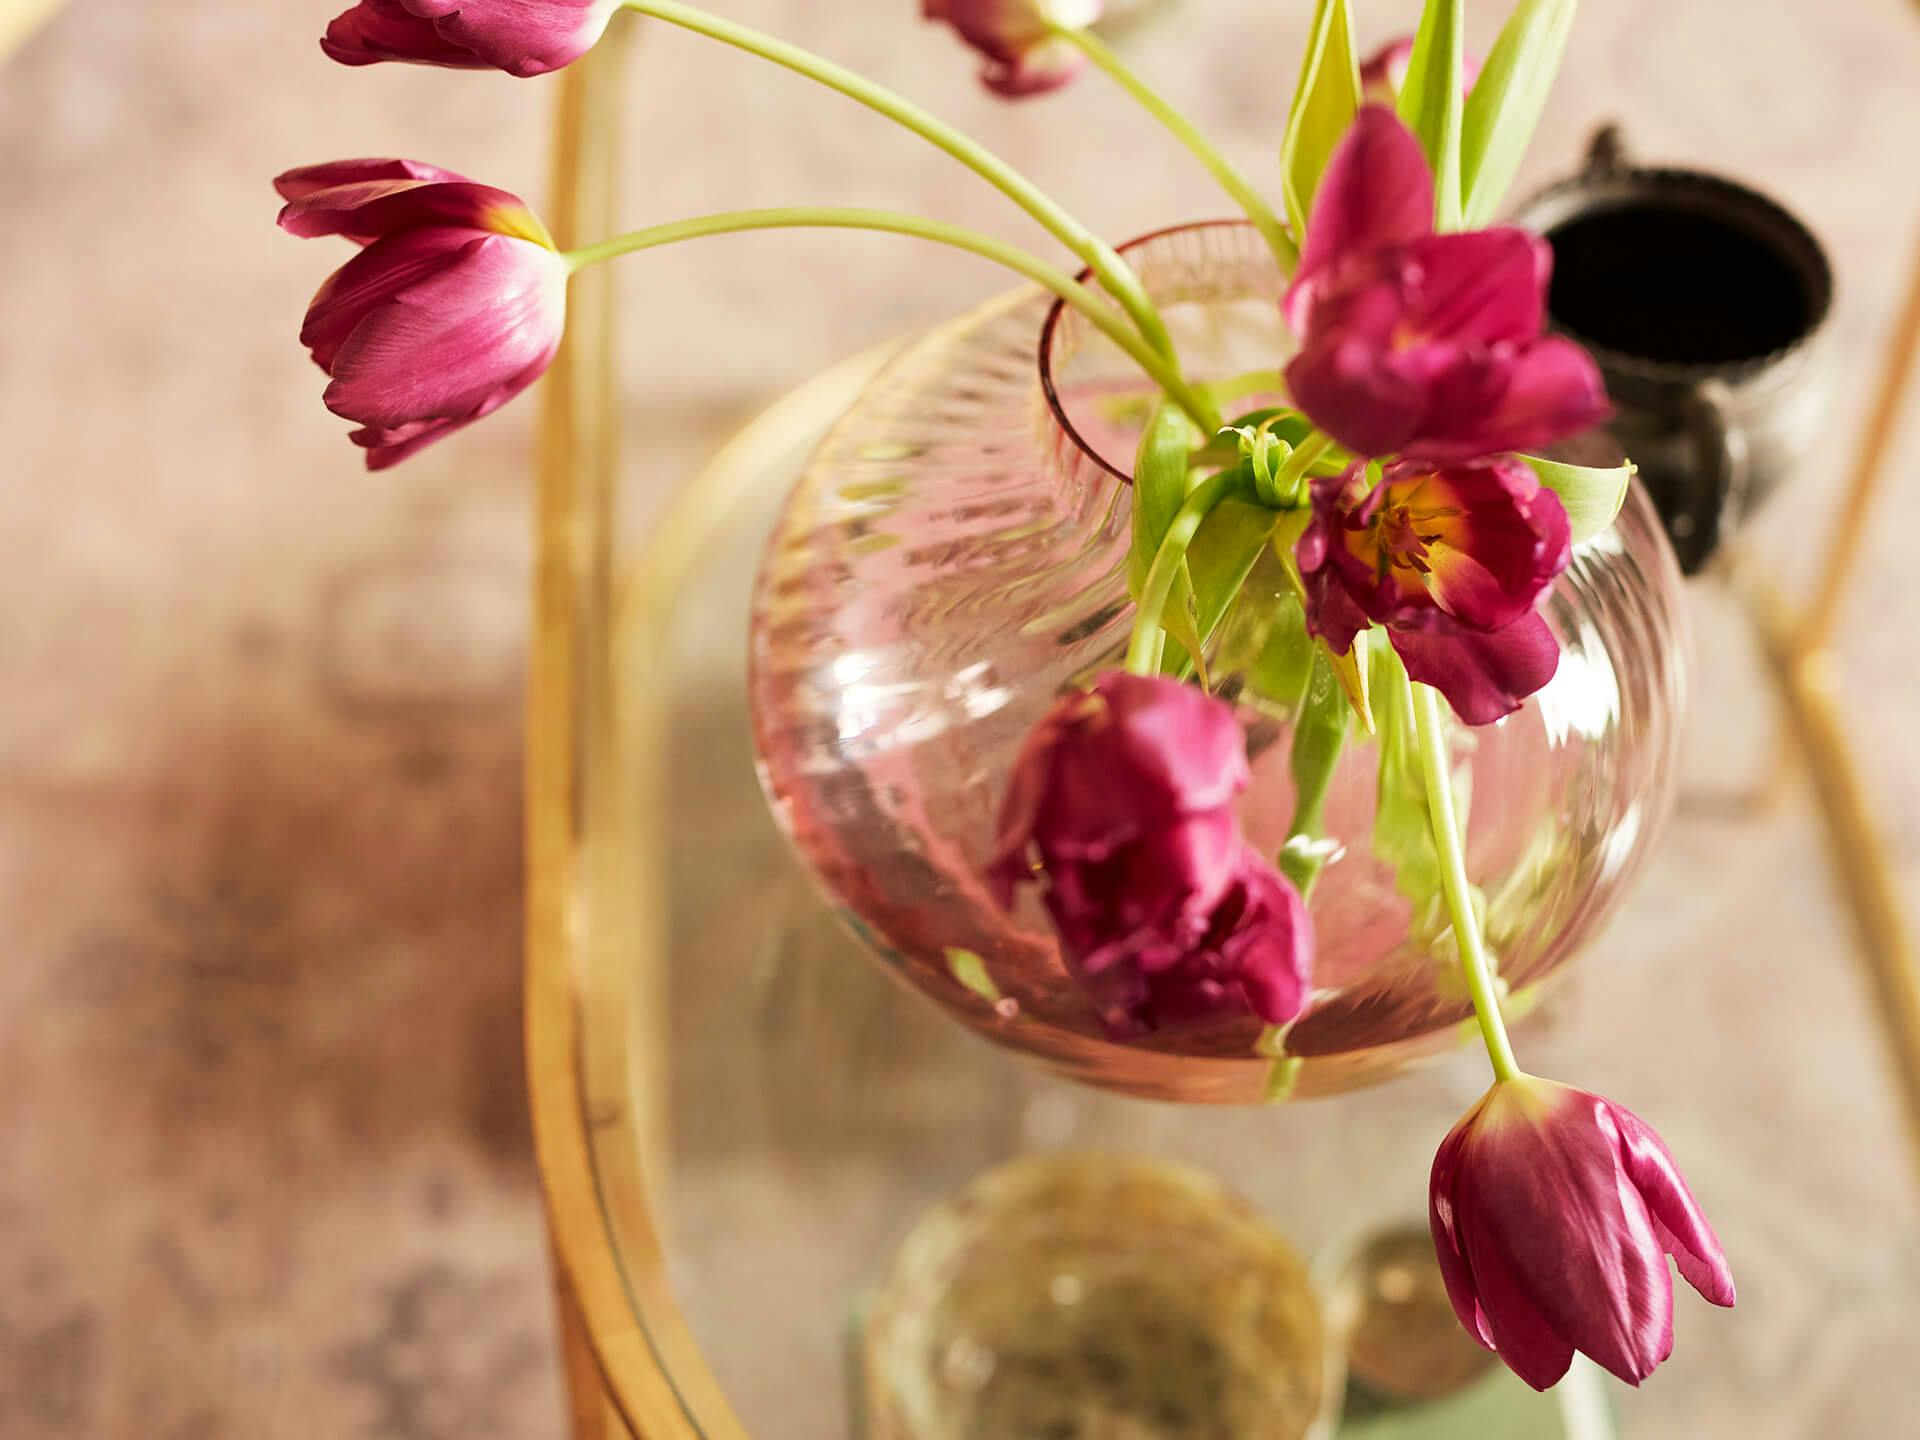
[1125,468,1244,674]
[1055,23,1299,276]
[1409,674,1523,1083]
[617,0,1179,364]
[564,207,1216,431]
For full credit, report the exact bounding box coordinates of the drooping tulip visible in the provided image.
[990,672,1312,1035]
[923,0,1102,98]
[1298,456,1569,724]
[1283,105,1609,462]
[322,0,615,78]
[276,159,569,469]
[1429,1076,1735,1391]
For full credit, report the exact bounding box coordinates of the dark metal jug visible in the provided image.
[1516,128,1835,573]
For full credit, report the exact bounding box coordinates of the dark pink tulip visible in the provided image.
[1358,36,1481,105]
[1298,456,1569,724]
[991,673,1312,1035]
[1283,106,1609,461]
[323,0,614,78]
[923,0,1101,98]
[1430,1077,1735,1391]
[276,160,568,469]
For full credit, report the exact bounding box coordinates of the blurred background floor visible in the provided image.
[1,1,1917,1436]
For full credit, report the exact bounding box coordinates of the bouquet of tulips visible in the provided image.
[282,0,1732,1393]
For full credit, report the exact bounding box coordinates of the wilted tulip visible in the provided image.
[277,160,569,468]
[990,672,1312,1035]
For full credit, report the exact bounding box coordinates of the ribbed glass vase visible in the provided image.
[749,223,1687,1103]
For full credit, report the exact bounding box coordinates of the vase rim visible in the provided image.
[1037,217,1262,487]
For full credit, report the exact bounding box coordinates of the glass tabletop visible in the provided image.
[560,347,1920,1440]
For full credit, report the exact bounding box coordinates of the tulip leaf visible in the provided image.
[1249,592,1318,711]
[1521,454,1633,546]
[1396,0,1467,231]
[1128,402,1204,671]
[1460,0,1580,228]
[1166,499,1282,682]
[1279,0,1362,246]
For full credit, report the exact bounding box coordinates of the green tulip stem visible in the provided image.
[1409,673,1522,1083]
[1052,23,1299,275]
[617,0,1180,365]
[1125,468,1245,675]
[563,207,1215,430]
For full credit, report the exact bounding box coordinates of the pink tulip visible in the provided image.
[1298,456,1569,725]
[323,0,614,78]
[276,159,568,469]
[923,0,1102,98]
[991,673,1312,1035]
[1430,1077,1735,1390]
[1358,36,1481,106]
[1283,106,1609,462]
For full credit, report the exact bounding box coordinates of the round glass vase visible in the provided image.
[748,222,1687,1103]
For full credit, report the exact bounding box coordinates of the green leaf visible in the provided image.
[1249,592,1318,711]
[1128,402,1199,600]
[1279,0,1362,244]
[1128,403,1203,670]
[1520,454,1633,545]
[1165,498,1280,681]
[1460,0,1580,228]
[1396,0,1467,230]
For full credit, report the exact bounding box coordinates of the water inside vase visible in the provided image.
[748,223,1687,1103]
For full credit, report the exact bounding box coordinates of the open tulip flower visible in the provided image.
[1284,105,1609,463]
[1430,1077,1736,1390]
[1299,456,1571,724]
[323,0,615,77]
[990,673,1311,1036]
[276,160,568,469]
[923,0,1102,97]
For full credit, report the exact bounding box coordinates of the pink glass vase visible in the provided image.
[748,223,1687,1103]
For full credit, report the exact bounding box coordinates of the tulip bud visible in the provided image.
[276,160,569,468]
[1429,1076,1735,1391]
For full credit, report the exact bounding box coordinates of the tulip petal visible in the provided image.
[1429,1118,1498,1351]
[1610,1104,1737,1308]
[278,176,553,248]
[1468,334,1611,456]
[1458,1222,1577,1390]
[1218,851,1313,1025]
[299,227,484,372]
[402,0,614,78]
[322,234,566,427]
[350,414,477,469]
[274,158,467,204]
[1294,105,1434,286]
[1388,610,1559,725]
[1286,337,1427,459]
[1404,228,1547,345]
[1414,461,1571,631]
[322,0,486,67]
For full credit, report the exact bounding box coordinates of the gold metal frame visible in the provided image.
[526,22,1920,1438]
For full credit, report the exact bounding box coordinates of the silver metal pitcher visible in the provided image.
[1516,128,1835,573]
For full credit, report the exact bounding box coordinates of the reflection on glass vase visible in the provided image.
[749,222,1687,1104]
